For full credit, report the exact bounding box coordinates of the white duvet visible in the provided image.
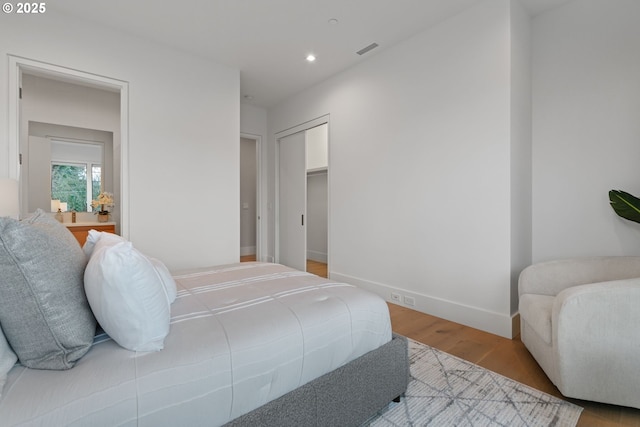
[0,263,392,426]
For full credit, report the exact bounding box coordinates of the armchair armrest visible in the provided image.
[551,278,640,404]
[518,256,640,297]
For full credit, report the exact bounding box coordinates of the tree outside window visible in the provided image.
[51,162,101,212]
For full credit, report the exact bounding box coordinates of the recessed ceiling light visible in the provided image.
[306,54,316,62]
[328,18,339,26]
[243,94,253,100]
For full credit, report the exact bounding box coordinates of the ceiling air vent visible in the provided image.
[356,43,379,56]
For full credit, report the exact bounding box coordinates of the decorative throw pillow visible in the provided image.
[0,210,96,370]
[84,236,170,352]
[0,324,18,399]
[84,230,177,304]
[82,228,126,258]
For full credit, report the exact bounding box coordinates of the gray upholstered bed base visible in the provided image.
[226,333,409,427]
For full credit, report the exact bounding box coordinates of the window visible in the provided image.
[51,162,88,212]
[51,162,102,212]
[92,164,102,204]
[49,139,104,212]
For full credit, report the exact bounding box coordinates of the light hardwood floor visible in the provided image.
[239,256,639,426]
[305,259,328,277]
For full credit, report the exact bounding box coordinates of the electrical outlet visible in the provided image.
[391,292,401,303]
[404,296,416,306]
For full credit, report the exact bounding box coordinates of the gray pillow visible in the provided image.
[0,209,96,370]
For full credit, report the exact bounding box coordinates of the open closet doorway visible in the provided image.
[8,55,129,237]
[239,134,262,262]
[276,118,328,277]
[305,124,328,276]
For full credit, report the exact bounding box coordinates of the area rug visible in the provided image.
[365,339,582,427]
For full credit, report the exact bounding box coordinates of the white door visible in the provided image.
[278,131,306,271]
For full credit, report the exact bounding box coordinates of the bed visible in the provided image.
[0,212,409,426]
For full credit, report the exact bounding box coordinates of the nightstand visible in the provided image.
[65,222,116,246]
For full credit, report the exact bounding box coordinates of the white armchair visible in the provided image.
[518,256,640,409]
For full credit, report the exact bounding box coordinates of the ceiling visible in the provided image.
[49,0,574,108]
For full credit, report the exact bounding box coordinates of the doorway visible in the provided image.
[239,133,262,262]
[8,55,129,237]
[276,118,329,275]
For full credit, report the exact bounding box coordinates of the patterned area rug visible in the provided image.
[366,339,582,427]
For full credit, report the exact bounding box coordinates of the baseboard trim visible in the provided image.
[331,271,514,339]
[307,250,328,263]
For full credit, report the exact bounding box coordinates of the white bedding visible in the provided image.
[0,262,392,426]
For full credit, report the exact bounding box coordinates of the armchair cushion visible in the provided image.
[519,294,553,344]
[519,256,640,297]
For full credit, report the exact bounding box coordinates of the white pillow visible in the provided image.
[84,236,170,352]
[83,229,126,258]
[84,231,177,305]
[148,257,178,304]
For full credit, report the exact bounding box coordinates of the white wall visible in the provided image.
[269,0,523,337]
[240,104,268,138]
[0,8,240,270]
[532,0,640,262]
[509,1,532,314]
[306,124,328,171]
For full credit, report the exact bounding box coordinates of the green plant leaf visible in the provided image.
[609,190,640,224]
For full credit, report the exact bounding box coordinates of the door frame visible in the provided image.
[275,114,330,271]
[7,55,130,238]
[240,132,264,261]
